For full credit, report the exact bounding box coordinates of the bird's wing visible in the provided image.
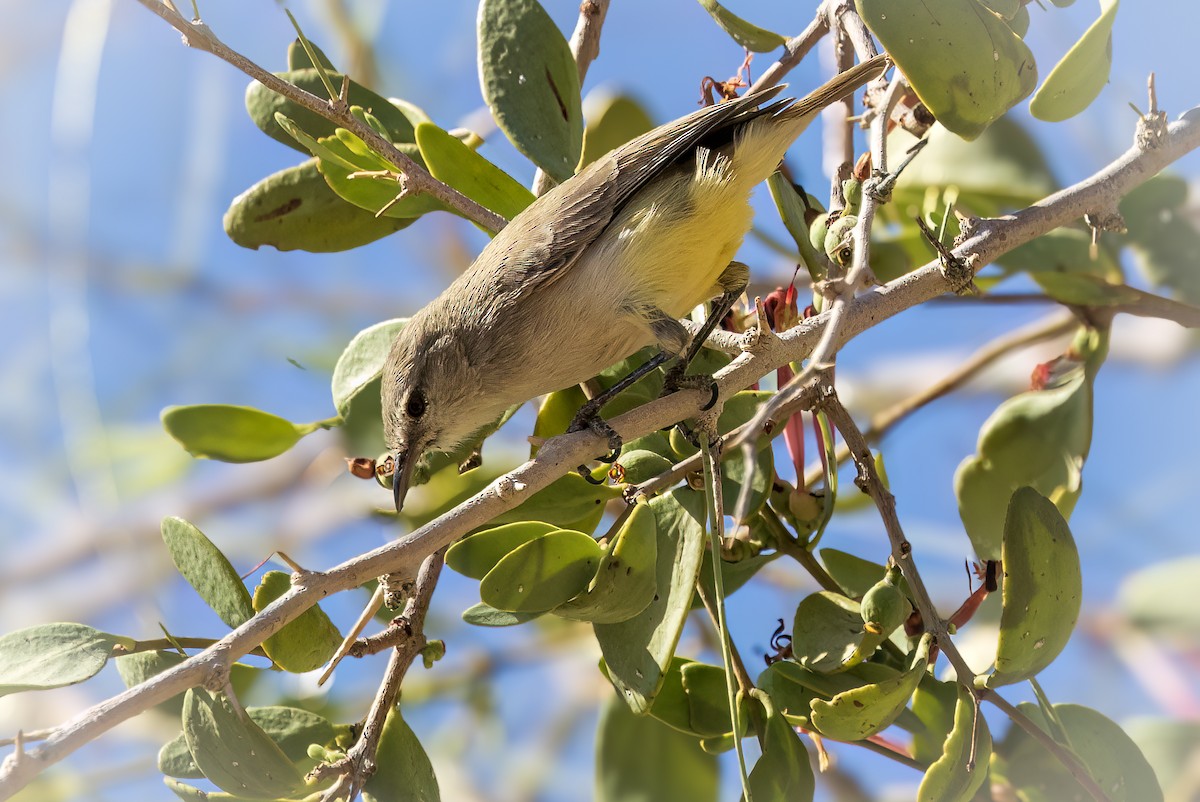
[487,85,789,297]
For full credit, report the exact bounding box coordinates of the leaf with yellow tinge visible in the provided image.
[416,122,534,226]
[809,633,932,740]
[253,571,341,673]
[1030,0,1119,121]
[983,487,1081,688]
[695,0,787,52]
[918,685,992,801]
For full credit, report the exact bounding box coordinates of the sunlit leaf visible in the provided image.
[0,623,132,696]
[251,571,341,674]
[809,633,932,740]
[1030,0,1119,121]
[446,521,559,580]
[181,688,305,799]
[161,404,323,463]
[246,68,419,153]
[790,591,865,673]
[416,122,534,225]
[224,159,414,253]
[695,0,787,52]
[479,530,602,613]
[955,326,1106,560]
[595,490,707,713]
[555,503,659,623]
[161,517,256,629]
[984,487,1081,688]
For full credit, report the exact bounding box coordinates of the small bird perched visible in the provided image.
[383,54,889,512]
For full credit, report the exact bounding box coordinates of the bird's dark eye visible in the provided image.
[405,390,427,419]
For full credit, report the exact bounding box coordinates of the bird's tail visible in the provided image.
[729,53,890,188]
[777,52,891,126]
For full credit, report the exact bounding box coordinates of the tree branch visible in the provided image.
[802,310,1077,489]
[309,549,444,801]
[3,85,1198,802]
[133,0,508,233]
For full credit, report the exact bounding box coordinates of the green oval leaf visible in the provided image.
[595,490,707,713]
[363,709,441,802]
[461,601,543,627]
[992,703,1163,802]
[161,705,338,779]
[858,0,1037,139]
[596,693,718,802]
[224,159,413,253]
[247,68,418,153]
[918,685,992,801]
[809,633,932,740]
[252,571,341,674]
[956,327,1106,559]
[631,656,699,734]
[0,623,131,696]
[554,502,659,624]
[479,530,603,613]
[695,0,787,52]
[331,318,408,417]
[161,517,256,628]
[984,487,1082,688]
[446,521,559,580]
[1030,0,1119,121]
[477,0,583,182]
[182,688,305,799]
[161,404,316,463]
[790,591,865,673]
[415,122,534,224]
[746,692,815,801]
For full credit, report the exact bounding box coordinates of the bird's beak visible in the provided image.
[392,446,417,514]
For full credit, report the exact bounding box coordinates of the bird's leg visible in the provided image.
[569,348,673,482]
[662,260,750,408]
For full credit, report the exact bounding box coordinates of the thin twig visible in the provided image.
[133,0,507,232]
[531,0,611,196]
[310,550,444,801]
[4,96,1199,800]
[749,5,831,94]
[802,310,1077,488]
[819,386,1112,802]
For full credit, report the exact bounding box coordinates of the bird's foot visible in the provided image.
[569,407,623,483]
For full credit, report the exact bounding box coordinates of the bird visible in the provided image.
[382,54,889,512]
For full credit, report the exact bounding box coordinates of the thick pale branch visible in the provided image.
[2,90,1198,802]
